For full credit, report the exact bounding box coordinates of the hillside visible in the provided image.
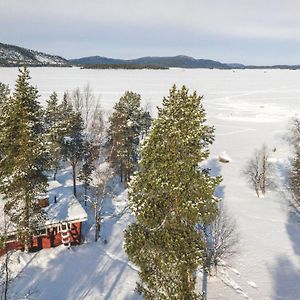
[70,55,231,69]
[0,42,69,67]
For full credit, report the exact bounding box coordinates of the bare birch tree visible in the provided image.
[0,220,11,300]
[198,204,238,300]
[243,144,274,197]
[0,250,11,300]
[67,84,98,137]
[91,162,114,242]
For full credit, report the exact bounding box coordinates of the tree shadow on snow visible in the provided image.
[10,244,140,300]
[270,212,300,299]
[286,213,300,256]
[270,256,300,300]
[275,158,291,187]
[203,158,225,199]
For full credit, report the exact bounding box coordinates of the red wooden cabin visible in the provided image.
[0,180,88,255]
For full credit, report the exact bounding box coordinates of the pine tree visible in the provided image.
[0,68,48,252]
[108,91,151,187]
[0,82,10,110]
[78,140,96,205]
[0,83,10,161]
[60,98,84,197]
[289,149,300,213]
[140,110,152,139]
[287,118,300,215]
[44,92,62,180]
[124,85,220,299]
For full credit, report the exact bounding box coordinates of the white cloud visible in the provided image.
[1,0,300,40]
[1,0,300,63]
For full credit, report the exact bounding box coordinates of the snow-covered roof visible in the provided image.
[0,180,88,235]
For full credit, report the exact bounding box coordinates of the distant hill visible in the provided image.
[1,43,299,70]
[227,63,245,69]
[82,64,168,70]
[0,42,69,67]
[70,55,300,70]
[245,64,300,70]
[70,55,231,69]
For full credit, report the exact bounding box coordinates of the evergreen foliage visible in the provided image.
[288,118,300,214]
[0,82,10,110]
[289,148,300,213]
[59,96,84,196]
[78,140,96,205]
[0,67,48,251]
[0,83,10,161]
[44,92,63,179]
[0,235,5,250]
[124,85,220,299]
[108,91,151,186]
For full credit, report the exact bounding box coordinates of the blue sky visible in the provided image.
[1,0,300,64]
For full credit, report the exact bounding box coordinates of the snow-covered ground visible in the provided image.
[1,67,300,299]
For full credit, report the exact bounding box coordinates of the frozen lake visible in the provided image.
[1,67,300,299]
[1,67,300,116]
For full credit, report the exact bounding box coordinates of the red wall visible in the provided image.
[0,222,82,256]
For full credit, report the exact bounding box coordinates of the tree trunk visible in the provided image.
[255,187,260,198]
[124,173,128,189]
[72,163,77,197]
[94,197,99,242]
[202,267,208,300]
[84,185,87,206]
[24,241,29,253]
[3,250,9,300]
[120,163,123,183]
[202,225,213,300]
[24,196,31,252]
[53,168,57,181]
[95,219,100,242]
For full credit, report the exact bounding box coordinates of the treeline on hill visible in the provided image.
[0,60,71,67]
[81,64,168,70]
[0,42,69,67]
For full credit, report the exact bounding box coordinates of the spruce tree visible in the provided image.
[124,85,220,299]
[0,68,48,251]
[108,91,151,187]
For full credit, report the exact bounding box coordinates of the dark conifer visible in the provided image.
[60,101,84,197]
[44,92,62,179]
[108,91,151,187]
[124,85,220,299]
[0,68,48,251]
